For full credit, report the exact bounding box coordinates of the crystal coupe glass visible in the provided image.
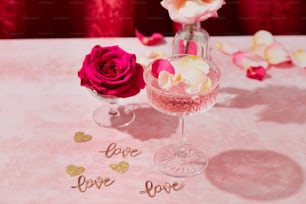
[90,90,135,128]
[144,54,221,177]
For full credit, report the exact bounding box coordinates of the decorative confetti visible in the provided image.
[110,161,129,173]
[74,131,92,143]
[66,164,85,177]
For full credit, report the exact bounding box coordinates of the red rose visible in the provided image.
[78,45,145,98]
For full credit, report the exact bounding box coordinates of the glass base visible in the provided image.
[154,144,208,177]
[93,105,135,128]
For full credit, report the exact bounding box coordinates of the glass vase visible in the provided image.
[172,22,210,59]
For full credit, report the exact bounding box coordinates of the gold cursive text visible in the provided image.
[71,175,115,193]
[139,180,185,198]
[99,142,142,158]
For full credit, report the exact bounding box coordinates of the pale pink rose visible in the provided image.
[161,0,225,24]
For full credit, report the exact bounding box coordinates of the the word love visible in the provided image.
[71,175,115,193]
[99,142,142,158]
[139,180,185,198]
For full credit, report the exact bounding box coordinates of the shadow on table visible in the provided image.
[206,149,304,201]
[216,85,306,124]
[116,104,179,141]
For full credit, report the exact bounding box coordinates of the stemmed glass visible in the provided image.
[143,54,221,177]
[90,89,135,128]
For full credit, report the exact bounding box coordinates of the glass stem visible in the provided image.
[177,116,187,157]
[108,102,119,116]
[184,24,194,54]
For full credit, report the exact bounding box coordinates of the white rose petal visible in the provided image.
[253,30,274,46]
[216,41,239,55]
[157,70,175,90]
[264,43,290,65]
[179,1,204,18]
[291,49,306,68]
[250,44,267,59]
[182,67,209,94]
[171,55,210,74]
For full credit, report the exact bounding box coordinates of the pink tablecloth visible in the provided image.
[0,36,306,204]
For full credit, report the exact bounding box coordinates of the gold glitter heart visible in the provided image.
[110,161,129,173]
[66,164,85,176]
[74,131,92,143]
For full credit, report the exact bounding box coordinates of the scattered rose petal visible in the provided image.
[216,41,239,55]
[154,55,213,93]
[172,55,210,74]
[151,59,175,78]
[146,51,166,59]
[291,49,306,68]
[264,42,291,65]
[216,29,305,80]
[252,30,274,46]
[250,44,267,59]
[246,66,267,81]
[183,68,209,94]
[137,51,167,67]
[157,70,175,89]
[233,51,269,70]
[135,29,164,46]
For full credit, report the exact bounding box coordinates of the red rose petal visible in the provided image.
[135,29,164,46]
[151,59,175,78]
[246,66,267,81]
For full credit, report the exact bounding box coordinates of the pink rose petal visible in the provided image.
[246,66,267,81]
[233,51,268,70]
[135,29,164,46]
[151,59,175,78]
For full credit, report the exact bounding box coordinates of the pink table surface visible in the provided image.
[0,36,306,204]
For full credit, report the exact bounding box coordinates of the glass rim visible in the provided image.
[143,54,222,97]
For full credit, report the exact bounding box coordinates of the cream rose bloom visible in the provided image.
[161,0,225,24]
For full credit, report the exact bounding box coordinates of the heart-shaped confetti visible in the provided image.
[110,161,129,173]
[74,131,92,143]
[66,164,85,176]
